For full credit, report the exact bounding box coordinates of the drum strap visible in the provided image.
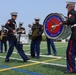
[71,24,76,28]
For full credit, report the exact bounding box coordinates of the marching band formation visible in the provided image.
[0,1,76,73]
[0,12,56,61]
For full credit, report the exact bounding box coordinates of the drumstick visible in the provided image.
[51,22,62,28]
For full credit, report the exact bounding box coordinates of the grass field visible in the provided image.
[0,41,76,75]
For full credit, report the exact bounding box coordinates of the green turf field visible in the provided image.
[0,42,76,75]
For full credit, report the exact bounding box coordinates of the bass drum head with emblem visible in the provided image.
[43,13,71,39]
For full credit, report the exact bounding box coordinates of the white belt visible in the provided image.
[71,24,76,28]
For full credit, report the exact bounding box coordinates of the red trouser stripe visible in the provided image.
[68,40,73,72]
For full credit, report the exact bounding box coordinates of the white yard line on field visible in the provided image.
[13,52,62,59]
[0,56,66,68]
[13,52,76,60]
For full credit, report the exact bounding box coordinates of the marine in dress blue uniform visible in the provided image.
[61,2,76,73]
[46,37,57,56]
[30,18,43,58]
[5,12,29,62]
[1,25,7,53]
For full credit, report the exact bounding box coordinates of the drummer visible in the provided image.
[16,22,26,48]
[61,2,76,73]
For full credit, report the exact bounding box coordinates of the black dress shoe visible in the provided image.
[64,71,71,74]
[23,60,27,62]
[64,71,76,74]
[36,56,40,59]
[23,58,30,62]
[5,59,10,62]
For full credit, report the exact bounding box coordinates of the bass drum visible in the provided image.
[43,13,71,39]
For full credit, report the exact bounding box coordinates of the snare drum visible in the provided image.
[43,13,71,39]
[16,34,30,45]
